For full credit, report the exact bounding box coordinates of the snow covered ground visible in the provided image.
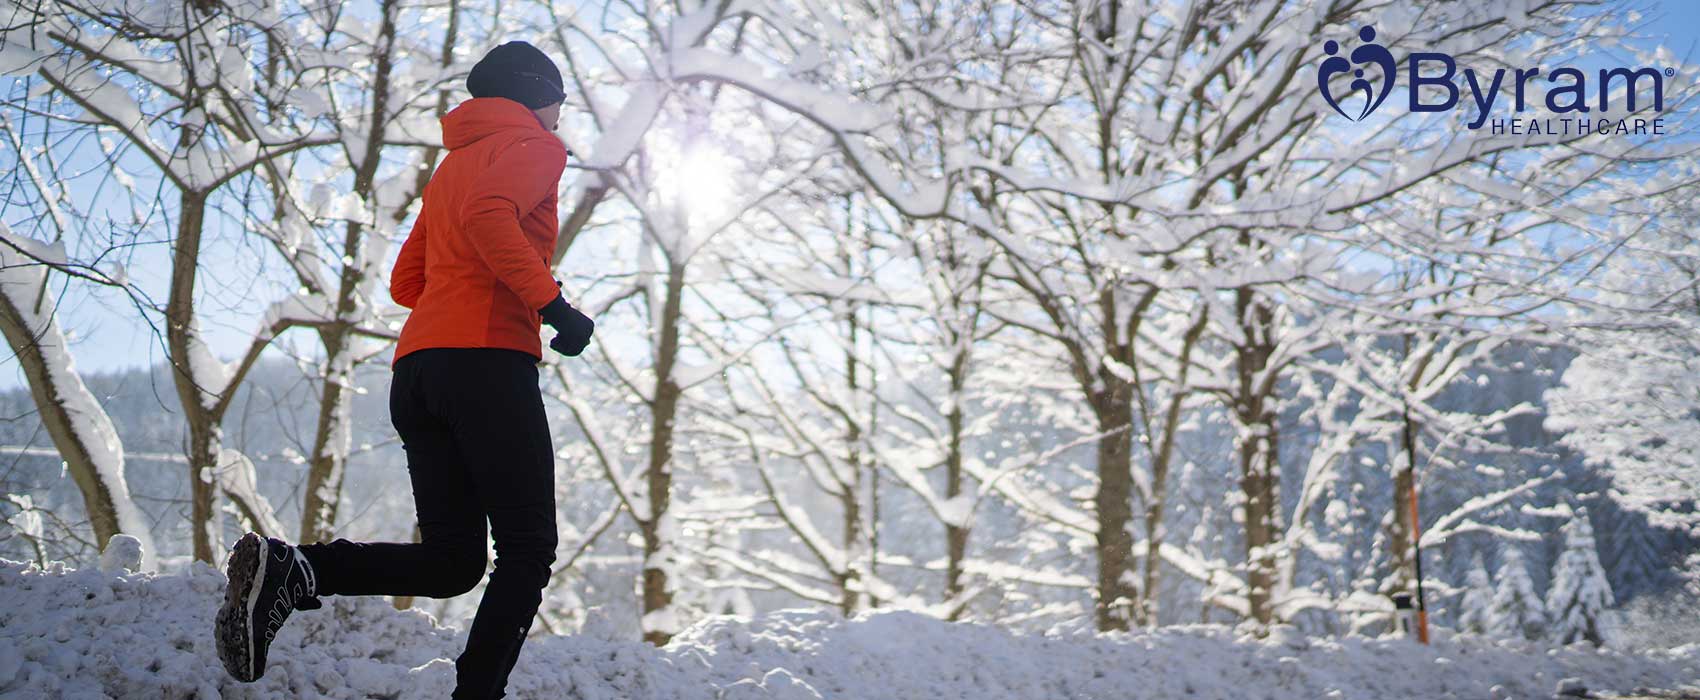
[1,558,1696,700]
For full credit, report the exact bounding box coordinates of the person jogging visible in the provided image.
[213,40,595,700]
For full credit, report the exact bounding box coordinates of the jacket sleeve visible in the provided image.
[458,136,568,310]
[390,211,428,309]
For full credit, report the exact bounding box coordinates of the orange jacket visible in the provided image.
[390,97,569,364]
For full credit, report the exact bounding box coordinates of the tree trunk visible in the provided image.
[301,330,353,543]
[1233,286,1281,627]
[1387,403,1420,596]
[641,259,685,646]
[301,0,399,544]
[1386,331,1429,598]
[165,188,223,563]
[840,276,864,615]
[943,348,969,617]
[0,256,156,565]
[839,468,862,615]
[1092,375,1137,632]
[866,440,880,610]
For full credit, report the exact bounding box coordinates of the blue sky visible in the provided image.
[1600,0,1700,76]
[2,1,1698,392]
[1646,0,1700,55]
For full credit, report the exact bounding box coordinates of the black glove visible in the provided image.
[539,293,594,357]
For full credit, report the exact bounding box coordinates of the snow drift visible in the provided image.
[0,558,1695,700]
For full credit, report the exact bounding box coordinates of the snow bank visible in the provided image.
[1,558,1695,699]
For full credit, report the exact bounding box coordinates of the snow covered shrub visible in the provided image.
[1488,548,1547,641]
[1456,553,1495,635]
[1546,508,1617,647]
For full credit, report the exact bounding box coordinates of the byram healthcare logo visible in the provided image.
[1318,26,1397,121]
[1317,25,1672,136]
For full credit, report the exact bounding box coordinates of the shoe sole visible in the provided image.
[214,533,268,682]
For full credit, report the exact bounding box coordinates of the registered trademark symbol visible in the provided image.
[1667,67,1677,77]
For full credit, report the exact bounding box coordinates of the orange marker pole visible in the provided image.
[1409,481,1429,644]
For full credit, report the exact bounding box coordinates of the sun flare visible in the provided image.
[655,139,735,228]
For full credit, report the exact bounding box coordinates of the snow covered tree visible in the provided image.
[1456,553,1494,635]
[874,213,1004,619]
[1488,547,1546,641]
[0,225,157,567]
[288,0,440,546]
[0,0,362,561]
[1547,193,1700,548]
[1546,507,1616,647]
[0,0,492,567]
[698,220,893,617]
[531,0,848,642]
[1597,503,1680,601]
[743,0,1697,630]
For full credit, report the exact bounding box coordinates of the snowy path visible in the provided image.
[1,559,1696,699]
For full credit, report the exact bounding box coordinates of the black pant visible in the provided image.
[299,347,558,700]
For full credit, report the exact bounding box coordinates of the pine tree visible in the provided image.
[1487,547,1546,640]
[1597,501,1674,601]
[1456,553,1494,634]
[1546,507,1617,646]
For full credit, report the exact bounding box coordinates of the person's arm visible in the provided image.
[459,136,569,310]
[390,212,428,309]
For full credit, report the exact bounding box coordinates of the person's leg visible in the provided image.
[296,349,489,600]
[432,349,558,700]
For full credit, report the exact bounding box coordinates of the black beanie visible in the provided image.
[467,41,565,109]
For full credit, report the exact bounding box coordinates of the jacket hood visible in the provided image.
[441,97,547,151]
